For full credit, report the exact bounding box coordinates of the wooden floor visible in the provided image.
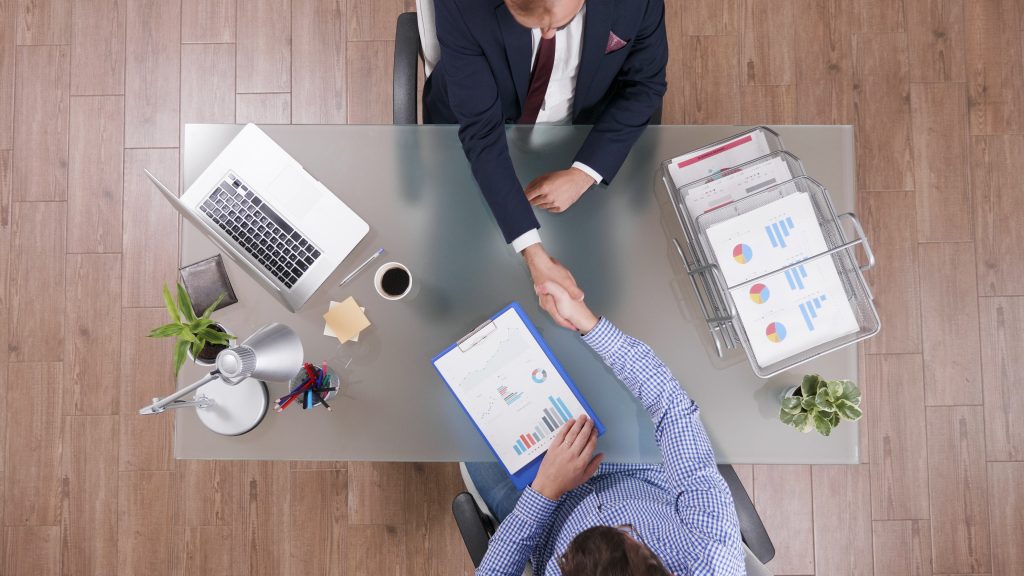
[1,0,1022,574]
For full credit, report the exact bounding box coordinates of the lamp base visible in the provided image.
[194,376,268,436]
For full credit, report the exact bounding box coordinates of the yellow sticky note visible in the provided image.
[322,297,371,344]
[324,304,366,342]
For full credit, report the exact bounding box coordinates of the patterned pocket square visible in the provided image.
[606,31,628,53]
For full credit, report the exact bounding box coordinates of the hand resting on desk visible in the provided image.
[525,167,596,213]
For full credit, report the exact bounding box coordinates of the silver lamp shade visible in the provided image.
[216,323,304,384]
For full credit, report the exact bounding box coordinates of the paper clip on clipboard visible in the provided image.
[457,319,498,352]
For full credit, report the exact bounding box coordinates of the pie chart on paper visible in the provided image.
[766,322,787,343]
[732,243,753,264]
[749,283,770,304]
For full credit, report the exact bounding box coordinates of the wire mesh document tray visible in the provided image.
[660,128,879,378]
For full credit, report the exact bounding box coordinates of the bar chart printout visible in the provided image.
[434,306,591,474]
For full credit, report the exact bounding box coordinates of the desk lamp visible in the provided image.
[138,323,303,436]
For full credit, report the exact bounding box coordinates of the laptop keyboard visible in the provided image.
[199,172,321,289]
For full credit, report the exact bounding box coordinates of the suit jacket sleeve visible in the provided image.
[574,0,668,183]
[434,0,539,244]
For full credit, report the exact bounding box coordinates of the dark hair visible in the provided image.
[558,526,671,576]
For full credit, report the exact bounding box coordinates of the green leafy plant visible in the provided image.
[779,374,862,437]
[148,283,234,375]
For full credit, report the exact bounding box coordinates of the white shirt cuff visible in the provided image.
[571,161,603,184]
[511,229,542,253]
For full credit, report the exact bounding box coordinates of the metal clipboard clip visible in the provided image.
[457,319,498,352]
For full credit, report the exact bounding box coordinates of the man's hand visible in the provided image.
[522,244,584,330]
[532,415,604,501]
[534,281,599,334]
[525,167,595,213]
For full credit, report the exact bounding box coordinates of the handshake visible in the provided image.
[521,244,599,334]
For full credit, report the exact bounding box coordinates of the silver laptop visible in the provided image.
[145,124,369,312]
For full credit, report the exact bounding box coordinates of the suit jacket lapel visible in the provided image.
[496,3,531,111]
[574,0,612,118]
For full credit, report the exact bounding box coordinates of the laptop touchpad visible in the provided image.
[269,165,318,218]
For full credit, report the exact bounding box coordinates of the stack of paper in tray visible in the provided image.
[703,192,859,366]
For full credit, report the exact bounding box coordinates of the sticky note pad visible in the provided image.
[324,304,366,342]
[322,297,371,344]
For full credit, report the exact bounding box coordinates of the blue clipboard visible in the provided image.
[432,302,605,490]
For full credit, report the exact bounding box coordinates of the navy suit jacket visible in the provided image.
[423,0,668,244]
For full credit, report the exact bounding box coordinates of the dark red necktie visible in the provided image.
[519,35,556,124]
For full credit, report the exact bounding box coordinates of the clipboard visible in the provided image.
[432,302,605,490]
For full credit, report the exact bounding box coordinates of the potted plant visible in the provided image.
[149,283,235,375]
[779,374,862,436]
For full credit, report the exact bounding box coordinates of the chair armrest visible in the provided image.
[718,464,776,564]
[453,491,496,568]
[393,12,420,125]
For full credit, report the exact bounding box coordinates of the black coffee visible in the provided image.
[381,267,410,296]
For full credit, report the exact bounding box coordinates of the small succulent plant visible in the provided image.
[148,283,233,375]
[779,374,862,437]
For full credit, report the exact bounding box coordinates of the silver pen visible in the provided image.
[338,248,384,286]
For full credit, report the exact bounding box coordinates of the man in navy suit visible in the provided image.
[424,0,667,329]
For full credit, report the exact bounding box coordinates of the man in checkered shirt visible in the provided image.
[467,281,746,575]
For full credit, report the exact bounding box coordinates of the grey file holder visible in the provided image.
[660,128,879,377]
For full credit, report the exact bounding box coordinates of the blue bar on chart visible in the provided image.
[549,396,572,421]
[514,444,522,455]
[515,438,526,453]
[784,265,808,290]
[513,398,576,455]
[765,216,795,248]
[799,295,827,331]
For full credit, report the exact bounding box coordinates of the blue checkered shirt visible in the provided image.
[476,318,745,575]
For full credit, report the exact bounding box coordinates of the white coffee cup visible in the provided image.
[374,262,412,300]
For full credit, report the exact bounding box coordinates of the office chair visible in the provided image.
[393,7,663,125]
[452,463,776,575]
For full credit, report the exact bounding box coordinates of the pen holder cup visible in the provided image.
[286,365,340,408]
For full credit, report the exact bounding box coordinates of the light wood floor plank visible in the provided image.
[4,526,61,576]
[403,463,473,576]
[988,462,1024,576]
[8,201,66,362]
[918,242,982,406]
[121,148,179,308]
[347,41,394,125]
[978,297,1024,461]
[16,0,70,45]
[240,461,289,576]
[117,470,183,576]
[293,0,347,124]
[236,0,291,93]
[873,520,932,576]
[347,0,405,42]
[67,95,124,253]
[793,0,855,124]
[905,0,965,82]
[236,93,291,124]
[184,525,241,576]
[288,460,348,470]
[860,190,922,354]
[3,362,63,526]
[853,32,915,191]
[926,406,991,573]
[964,0,1024,135]
[911,83,972,242]
[853,0,907,32]
[124,0,180,148]
[288,469,347,575]
[348,461,407,525]
[13,45,70,202]
[740,84,796,124]
[181,0,235,43]
[0,0,16,149]
[732,463,754,497]
[970,135,1024,296]
[64,254,121,415]
[118,308,175,471]
[346,525,404,575]
[812,464,873,576]
[754,465,814,575]
[180,460,241,527]
[865,354,930,520]
[665,35,740,125]
[679,0,739,35]
[740,0,795,86]
[61,415,118,576]
[181,42,236,130]
[0,153,8,476]
[70,0,125,95]
[0,150,8,227]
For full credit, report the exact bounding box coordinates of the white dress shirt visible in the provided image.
[512,4,602,253]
